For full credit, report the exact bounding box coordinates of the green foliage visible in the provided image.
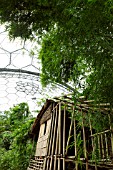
[0,0,113,102]
[90,112,110,132]
[0,103,35,170]
[74,108,110,133]
[39,0,113,103]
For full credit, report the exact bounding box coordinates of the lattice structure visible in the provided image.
[28,94,113,170]
[0,26,69,114]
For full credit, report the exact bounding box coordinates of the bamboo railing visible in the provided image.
[28,95,113,170]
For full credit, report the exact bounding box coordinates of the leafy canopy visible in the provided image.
[0,0,113,102]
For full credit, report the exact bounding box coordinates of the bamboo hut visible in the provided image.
[28,94,113,170]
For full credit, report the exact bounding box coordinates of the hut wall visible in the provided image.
[35,119,51,156]
[29,97,113,170]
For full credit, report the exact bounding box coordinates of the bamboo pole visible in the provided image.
[50,105,58,170]
[88,112,97,170]
[59,102,62,154]
[43,107,55,170]
[42,157,47,170]
[93,136,98,170]
[100,134,104,159]
[82,111,88,170]
[46,104,55,155]
[54,129,59,170]
[88,114,95,154]
[108,113,113,163]
[105,133,109,159]
[58,102,62,170]
[46,107,56,170]
[97,135,101,159]
[58,158,60,170]
[91,129,111,137]
[53,131,59,170]
[54,105,59,170]
[66,115,73,155]
[63,105,66,170]
[74,119,77,157]
[74,113,78,170]
[48,109,56,155]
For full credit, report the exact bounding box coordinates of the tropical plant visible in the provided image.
[0,103,35,170]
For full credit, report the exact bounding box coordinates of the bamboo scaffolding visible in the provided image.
[30,94,113,170]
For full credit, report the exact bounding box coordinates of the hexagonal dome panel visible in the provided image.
[0,25,69,114]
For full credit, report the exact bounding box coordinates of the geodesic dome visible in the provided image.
[0,25,69,115]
